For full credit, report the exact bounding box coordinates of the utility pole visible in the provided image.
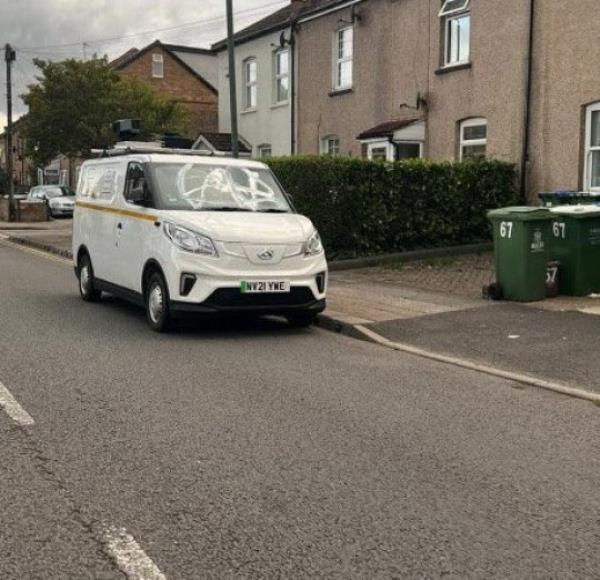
[226,0,239,158]
[5,43,16,221]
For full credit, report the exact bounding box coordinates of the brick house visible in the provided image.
[0,117,35,190]
[113,40,219,136]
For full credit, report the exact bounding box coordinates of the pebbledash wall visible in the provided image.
[425,0,529,168]
[293,0,600,201]
[117,44,219,136]
[428,0,600,199]
[296,0,429,159]
[527,0,600,197]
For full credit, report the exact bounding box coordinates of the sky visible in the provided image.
[0,0,288,128]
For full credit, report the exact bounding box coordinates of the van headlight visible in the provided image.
[163,222,218,257]
[304,230,324,256]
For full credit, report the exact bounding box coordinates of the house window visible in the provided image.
[274,49,289,104]
[366,141,393,162]
[152,54,164,78]
[440,0,470,67]
[584,102,600,191]
[244,58,258,110]
[367,141,422,161]
[396,142,423,160]
[321,135,341,156]
[258,144,272,158]
[370,147,389,162]
[334,27,353,91]
[459,118,487,160]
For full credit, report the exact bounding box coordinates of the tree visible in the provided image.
[22,58,188,167]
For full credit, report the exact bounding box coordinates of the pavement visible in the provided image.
[1,237,600,579]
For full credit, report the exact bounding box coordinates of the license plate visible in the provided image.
[240,280,290,293]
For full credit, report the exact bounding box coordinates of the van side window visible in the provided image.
[124,163,148,204]
[78,165,117,200]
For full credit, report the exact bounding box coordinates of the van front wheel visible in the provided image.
[145,272,172,332]
[78,254,101,302]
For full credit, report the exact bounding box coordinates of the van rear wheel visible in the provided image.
[78,254,101,302]
[145,272,172,332]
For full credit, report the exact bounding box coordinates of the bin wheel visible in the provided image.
[483,283,503,301]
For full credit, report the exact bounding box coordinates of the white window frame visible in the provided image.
[257,144,272,158]
[366,140,394,162]
[321,135,341,157]
[459,118,487,161]
[439,0,470,17]
[364,140,424,161]
[152,53,164,78]
[584,102,600,192]
[243,58,258,110]
[273,49,289,104]
[333,26,353,91]
[441,3,470,67]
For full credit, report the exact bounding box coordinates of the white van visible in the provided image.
[72,147,327,331]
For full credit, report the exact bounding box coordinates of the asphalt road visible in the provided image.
[0,240,599,579]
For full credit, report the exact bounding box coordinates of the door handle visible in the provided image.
[117,222,123,230]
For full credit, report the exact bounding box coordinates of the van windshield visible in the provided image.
[147,162,292,213]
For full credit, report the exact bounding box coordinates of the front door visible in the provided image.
[112,162,157,293]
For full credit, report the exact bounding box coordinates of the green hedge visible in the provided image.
[266,156,518,259]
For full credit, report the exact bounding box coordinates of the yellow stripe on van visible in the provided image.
[75,201,157,222]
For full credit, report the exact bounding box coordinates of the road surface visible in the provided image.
[0,240,599,579]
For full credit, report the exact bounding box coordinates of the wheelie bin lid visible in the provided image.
[550,204,600,218]
[487,206,552,221]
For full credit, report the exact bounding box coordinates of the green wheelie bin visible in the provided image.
[488,206,552,302]
[549,205,600,296]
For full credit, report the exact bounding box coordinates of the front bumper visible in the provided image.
[169,288,326,315]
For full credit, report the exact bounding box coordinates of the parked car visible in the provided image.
[28,185,75,217]
[72,148,327,332]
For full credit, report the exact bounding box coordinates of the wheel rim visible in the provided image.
[80,264,90,294]
[148,284,164,324]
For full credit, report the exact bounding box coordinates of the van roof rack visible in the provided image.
[90,146,218,158]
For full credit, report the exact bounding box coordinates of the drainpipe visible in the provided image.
[520,0,535,202]
[290,22,297,155]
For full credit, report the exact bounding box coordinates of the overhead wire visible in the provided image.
[15,0,287,53]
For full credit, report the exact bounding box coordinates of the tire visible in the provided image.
[286,312,316,328]
[78,253,101,302]
[145,271,172,332]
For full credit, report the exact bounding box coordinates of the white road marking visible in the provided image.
[355,324,600,405]
[102,526,167,580]
[0,381,35,426]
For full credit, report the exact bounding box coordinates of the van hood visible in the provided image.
[160,210,316,243]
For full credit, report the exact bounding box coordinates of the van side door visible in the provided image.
[113,162,158,293]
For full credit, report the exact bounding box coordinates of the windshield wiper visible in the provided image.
[199,207,253,212]
[257,209,290,213]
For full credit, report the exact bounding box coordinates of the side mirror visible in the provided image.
[129,183,153,207]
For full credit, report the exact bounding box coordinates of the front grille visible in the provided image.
[205,287,316,308]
